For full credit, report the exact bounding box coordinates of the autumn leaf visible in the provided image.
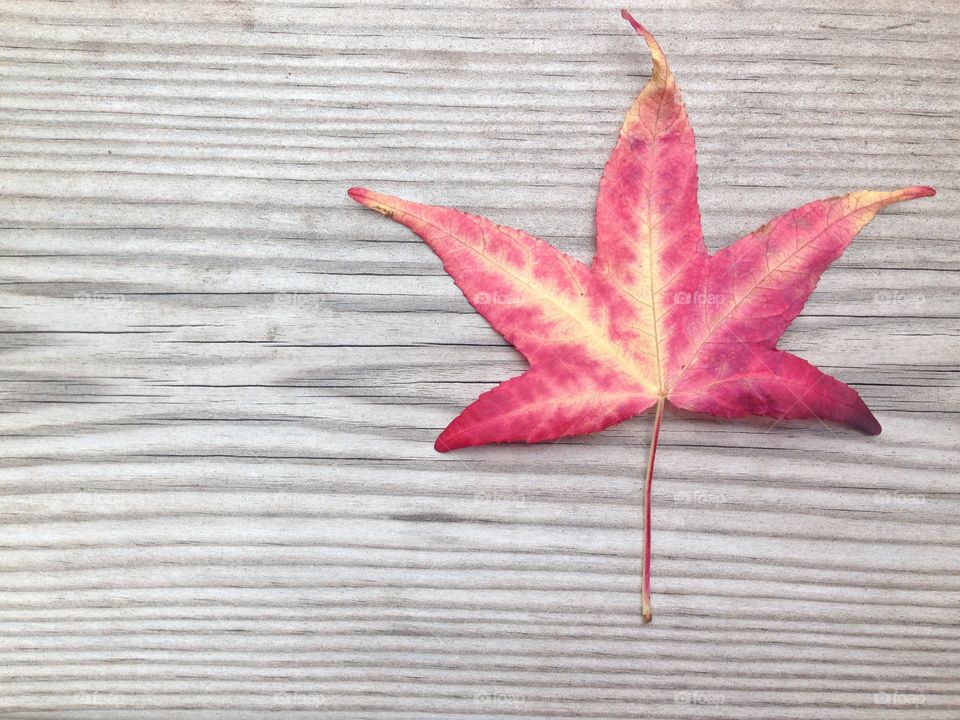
[348,9,934,622]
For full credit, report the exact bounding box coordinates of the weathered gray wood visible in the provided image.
[0,0,957,718]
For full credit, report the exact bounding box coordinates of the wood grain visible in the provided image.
[0,0,957,717]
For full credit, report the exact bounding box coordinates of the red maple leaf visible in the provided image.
[348,10,934,621]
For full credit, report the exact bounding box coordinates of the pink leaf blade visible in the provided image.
[663,186,936,390]
[348,186,660,386]
[435,352,657,451]
[670,346,881,435]
[593,11,706,309]
[348,187,592,363]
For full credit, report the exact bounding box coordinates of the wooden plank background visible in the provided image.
[0,0,957,717]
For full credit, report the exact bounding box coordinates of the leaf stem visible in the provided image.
[642,396,665,623]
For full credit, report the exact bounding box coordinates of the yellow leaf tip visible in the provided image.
[620,9,667,76]
[888,185,936,204]
[348,186,396,218]
[851,185,936,209]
